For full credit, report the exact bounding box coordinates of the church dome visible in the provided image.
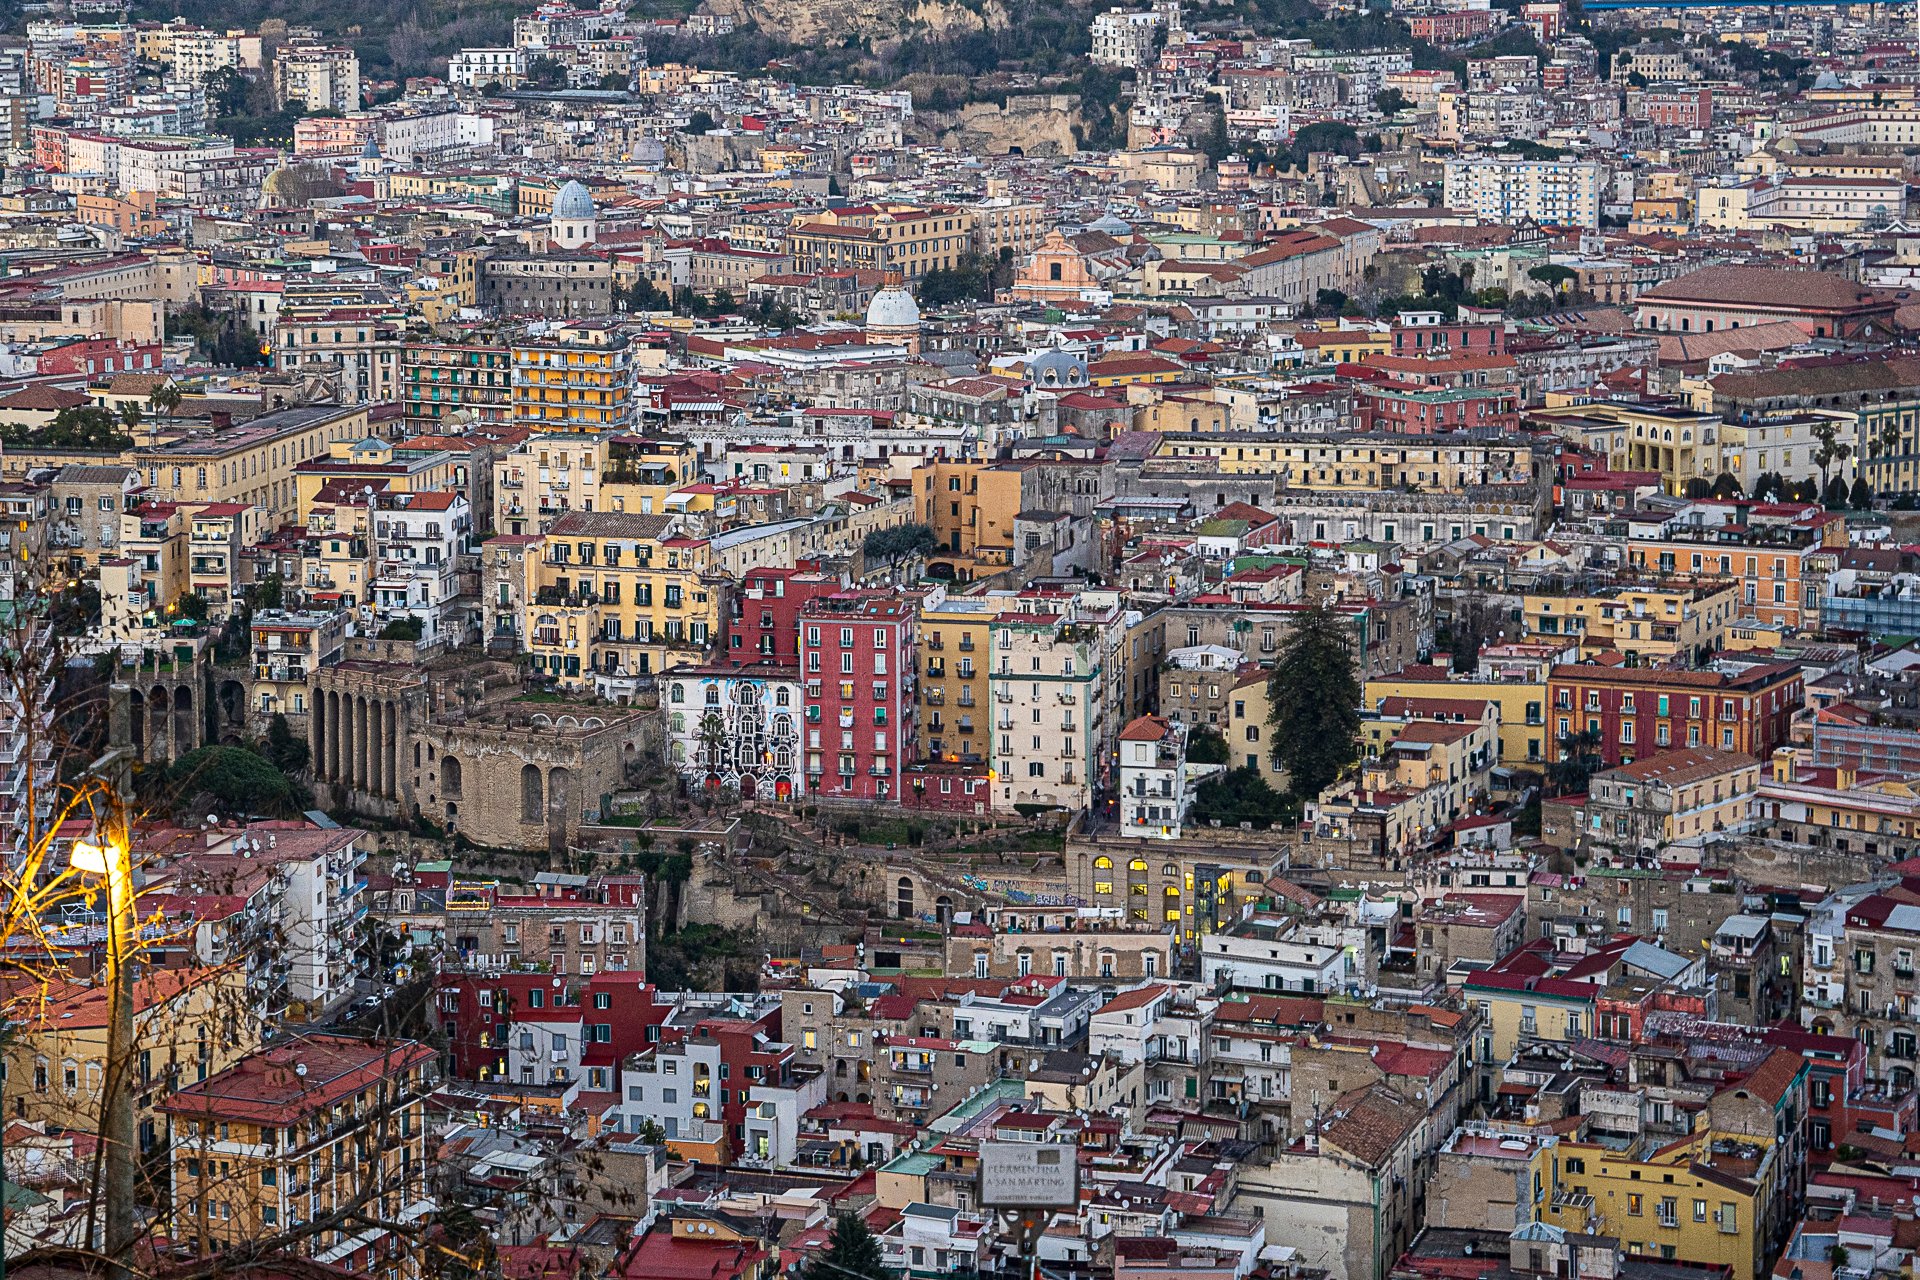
[865,280,920,332]
[553,179,595,221]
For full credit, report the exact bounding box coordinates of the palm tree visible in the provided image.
[147,381,183,417]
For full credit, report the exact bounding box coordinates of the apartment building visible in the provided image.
[801,592,918,801]
[1545,662,1804,768]
[663,661,805,801]
[785,203,977,281]
[400,337,513,431]
[524,511,724,689]
[1522,583,1739,665]
[918,594,998,764]
[511,323,637,432]
[272,303,402,405]
[1578,747,1761,858]
[131,404,371,528]
[493,432,609,535]
[1621,502,1846,631]
[368,489,470,646]
[1090,8,1166,69]
[3,967,254,1155]
[162,1037,436,1279]
[271,42,359,112]
[1441,156,1606,229]
[442,878,647,978]
[988,610,1108,814]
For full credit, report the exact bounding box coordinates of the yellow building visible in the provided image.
[131,404,370,527]
[918,460,1024,581]
[495,435,701,536]
[1364,671,1549,768]
[785,202,976,280]
[4,966,254,1156]
[918,596,996,762]
[1155,434,1537,492]
[292,436,459,525]
[1543,1132,1773,1280]
[511,324,636,432]
[526,511,723,685]
[163,1036,436,1278]
[1529,402,1724,495]
[1466,973,1594,1060]
[1522,583,1738,665]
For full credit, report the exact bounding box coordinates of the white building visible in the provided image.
[368,489,470,646]
[1117,714,1205,839]
[1200,914,1362,995]
[272,43,360,113]
[1091,7,1166,69]
[449,47,524,89]
[1441,156,1605,229]
[662,662,806,802]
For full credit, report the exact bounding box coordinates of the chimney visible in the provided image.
[209,409,232,430]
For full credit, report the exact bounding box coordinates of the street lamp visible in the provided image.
[70,824,137,1280]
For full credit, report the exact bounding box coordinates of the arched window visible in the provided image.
[1094,856,1113,870]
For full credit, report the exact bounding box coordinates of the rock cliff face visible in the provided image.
[701,0,1008,43]
[910,96,1082,157]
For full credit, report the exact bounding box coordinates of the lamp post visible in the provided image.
[71,821,136,1280]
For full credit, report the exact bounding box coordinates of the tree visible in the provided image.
[1201,103,1230,162]
[1528,263,1579,291]
[1314,288,1349,318]
[1265,603,1361,799]
[802,1213,889,1280]
[1850,476,1874,510]
[1547,728,1603,797]
[1749,471,1782,503]
[147,381,183,417]
[1187,726,1230,765]
[1709,472,1743,499]
[1288,120,1361,169]
[379,616,424,640]
[1812,418,1853,495]
[1373,87,1409,115]
[525,55,568,88]
[164,744,306,817]
[173,591,210,623]
[1189,767,1297,829]
[1824,474,1851,508]
[862,522,939,569]
[262,713,310,774]
[683,108,716,134]
[1682,477,1712,499]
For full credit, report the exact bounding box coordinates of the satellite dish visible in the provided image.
[294,1063,308,1077]
[553,977,563,988]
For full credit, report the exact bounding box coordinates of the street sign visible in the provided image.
[980,1141,1078,1209]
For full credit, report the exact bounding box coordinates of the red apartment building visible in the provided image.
[727,567,842,665]
[433,969,673,1082]
[1545,662,1804,768]
[1408,10,1495,43]
[801,592,918,801]
[1638,88,1712,130]
[1390,320,1508,356]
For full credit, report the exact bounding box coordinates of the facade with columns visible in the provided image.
[308,647,655,851]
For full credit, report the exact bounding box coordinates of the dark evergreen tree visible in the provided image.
[1265,603,1361,799]
[801,1213,889,1280]
[1851,476,1875,510]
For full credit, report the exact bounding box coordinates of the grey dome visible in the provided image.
[866,282,920,331]
[553,180,595,221]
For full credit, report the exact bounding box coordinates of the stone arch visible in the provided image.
[216,678,247,736]
[895,876,914,920]
[547,765,573,829]
[172,686,195,761]
[148,685,169,762]
[520,763,544,824]
[935,895,953,927]
[443,756,463,798]
[127,689,145,757]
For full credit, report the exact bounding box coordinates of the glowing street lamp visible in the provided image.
[70,825,137,1280]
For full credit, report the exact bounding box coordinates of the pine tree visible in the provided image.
[1850,476,1874,510]
[802,1213,888,1280]
[1265,603,1361,800]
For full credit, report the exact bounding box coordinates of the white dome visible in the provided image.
[866,283,920,331]
[553,180,595,222]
